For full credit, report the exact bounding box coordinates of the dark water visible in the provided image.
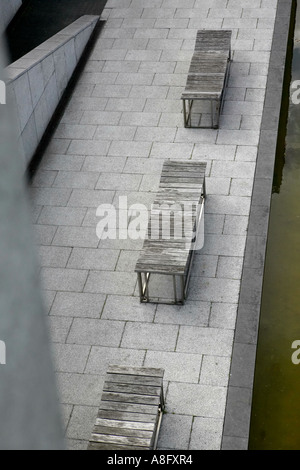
[248,2,300,450]
[6,0,107,63]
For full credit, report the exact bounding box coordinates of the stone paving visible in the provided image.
[29,0,279,450]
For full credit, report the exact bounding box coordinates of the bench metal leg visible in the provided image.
[138,272,151,303]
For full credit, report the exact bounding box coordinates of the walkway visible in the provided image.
[29,0,278,450]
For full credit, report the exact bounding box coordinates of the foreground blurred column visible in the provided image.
[0,35,64,449]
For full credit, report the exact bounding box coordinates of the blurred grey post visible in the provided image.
[0,34,64,448]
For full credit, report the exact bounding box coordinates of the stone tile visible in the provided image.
[54,124,97,140]
[230,178,253,197]
[177,326,234,356]
[121,322,179,351]
[30,187,71,206]
[155,300,210,327]
[38,154,85,172]
[223,215,249,235]
[151,142,194,159]
[201,234,246,257]
[47,316,73,343]
[209,303,238,330]
[41,267,88,292]
[85,346,145,374]
[190,417,224,450]
[119,112,160,127]
[38,206,87,226]
[67,318,125,347]
[211,161,256,179]
[52,343,91,373]
[135,126,176,142]
[94,125,136,142]
[200,355,231,387]
[66,405,98,441]
[67,139,111,156]
[66,439,88,450]
[42,290,57,314]
[38,246,72,268]
[108,140,152,157]
[145,351,202,383]
[125,49,162,62]
[84,271,137,295]
[217,130,260,146]
[56,372,105,406]
[166,382,227,418]
[96,173,142,191]
[52,227,99,248]
[44,170,94,197]
[80,110,121,125]
[31,170,58,188]
[67,248,119,271]
[105,97,146,112]
[82,156,126,173]
[158,414,193,450]
[102,295,156,322]
[217,256,244,280]
[50,292,106,319]
[67,189,114,208]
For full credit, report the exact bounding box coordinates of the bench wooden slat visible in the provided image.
[105,373,164,387]
[90,433,152,447]
[88,442,148,451]
[96,418,155,431]
[107,365,164,377]
[101,391,161,406]
[98,400,160,415]
[103,382,162,397]
[93,425,154,439]
[97,409,158,423]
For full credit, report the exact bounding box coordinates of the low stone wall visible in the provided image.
[4,15,99,169]
[0,0,22,33]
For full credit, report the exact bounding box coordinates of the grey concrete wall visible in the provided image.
[4,15,99,169]
[0,0,22,33]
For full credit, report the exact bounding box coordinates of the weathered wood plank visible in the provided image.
[107,365,164,378]
[103,382,162,397]
[95,418,155,431]
[101,392,161,406]
[88,441,148,450]
[105,373,163,387]
[98,400,159,415]
[90,433,152,447]
[97,409,158,423]
[93,425,154,439]
[181,29,231,102]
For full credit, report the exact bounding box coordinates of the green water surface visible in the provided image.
[248,3,300,450]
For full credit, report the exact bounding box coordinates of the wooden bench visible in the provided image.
[88,366,165,450]
[135,160,206,305]
[181,30,232,129]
